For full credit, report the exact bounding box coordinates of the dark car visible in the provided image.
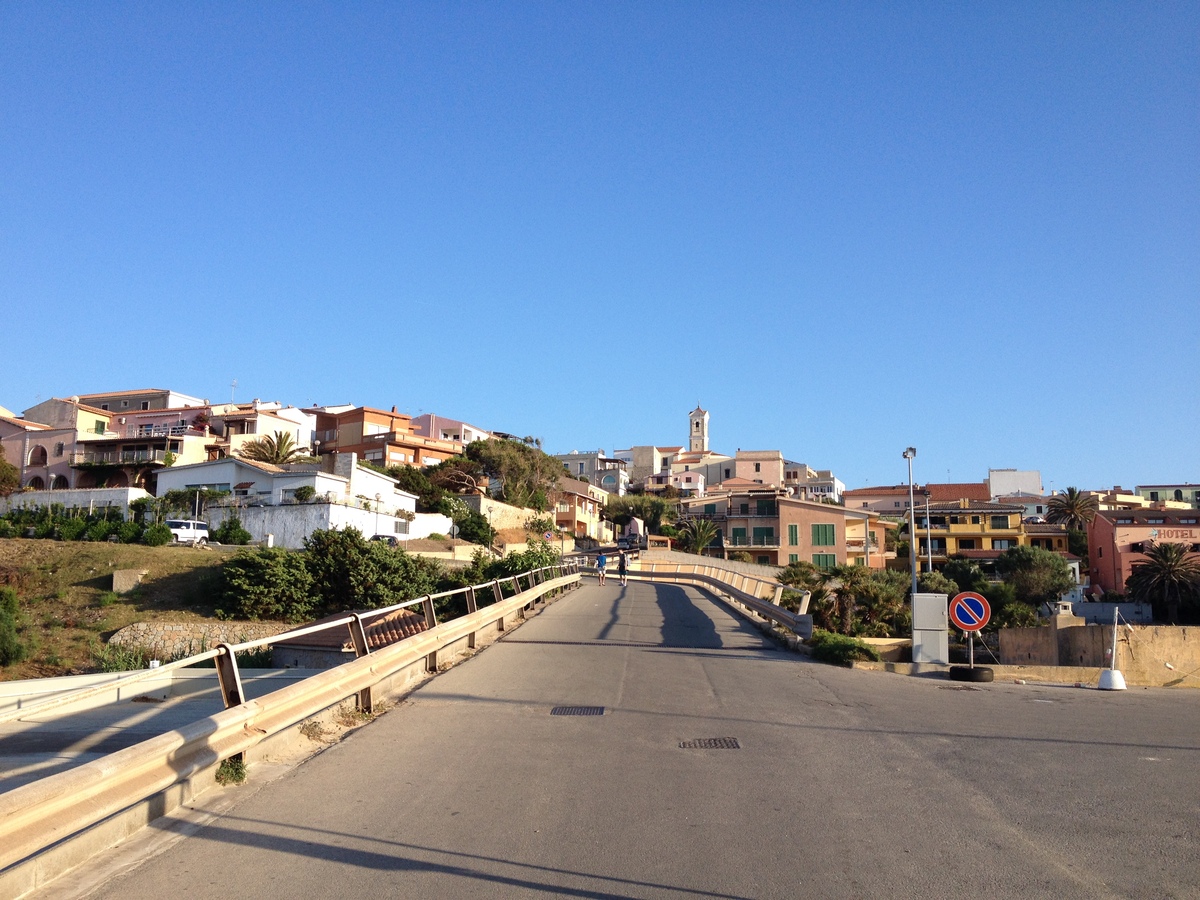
[370,535,400,547]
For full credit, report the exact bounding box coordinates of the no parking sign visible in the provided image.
[949,592,991,632]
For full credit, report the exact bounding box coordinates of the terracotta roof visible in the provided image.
[927,482,991,502]
[274,608,428,651]
[843,486,910,497]
[76,388,168,399]
[0,414,49,430]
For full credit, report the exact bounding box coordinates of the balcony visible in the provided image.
[71,449,168,467]
[727,534,779,548]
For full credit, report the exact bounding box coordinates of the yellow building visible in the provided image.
[913,500,1029,560]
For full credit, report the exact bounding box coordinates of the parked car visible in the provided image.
[165,519,210,545]
[370,534,401,547]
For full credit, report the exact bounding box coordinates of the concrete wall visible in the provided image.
[639,547,781,579]
[207,503,415,549]
[462,495,537,530]
[1000,620,1200,688]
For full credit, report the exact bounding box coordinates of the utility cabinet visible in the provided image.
[912,592,948,665]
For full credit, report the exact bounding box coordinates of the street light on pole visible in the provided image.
[903,447,918,595]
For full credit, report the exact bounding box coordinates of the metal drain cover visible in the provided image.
[680,737,740,749]
[551,706,605,716]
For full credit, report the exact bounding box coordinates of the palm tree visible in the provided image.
[238,431,313,465]
[1126,541,1200,625]
[680,517,720,556]
[1046,487,1099,532]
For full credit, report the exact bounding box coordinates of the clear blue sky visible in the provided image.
[2,3,1196,492]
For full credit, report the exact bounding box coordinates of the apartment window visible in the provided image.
[788,524,798,546]
[684,465,690,471]
[1148,518,1165,524]
[862,502,868,508]
[894,501,901,508]
[812,553,836,569]
[754,462,761,473]
[740,503,749,514]
[1116,518,1133,525]
[731,527,747,546]
[1149,491,1159,501]
[992,539,1013,550]
[53,442,64,457]
[811,523,835,546]
[578,462,585,473]
[141,401,149,410]
[94,420,106,434]
[789,554,799,564]
[757,556,770,565]
[1097,546,1103,558]
[990,516,1010,529]
[752,527,774,545]
[704,504,716,514]
[724,468,731,479]
[1181,518,1197,525]
[756,499,776,516]
[121,400,129,408]
[394,520,409,535]
[959,539,976,550]
[100,404,109,410]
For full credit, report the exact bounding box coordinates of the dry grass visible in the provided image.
[0,538,242,681]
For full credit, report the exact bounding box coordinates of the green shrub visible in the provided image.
[218,549,315,622]
[114,521,141,543]
[0,586,27,666]
[213,516,252,545]
[293,486,316,503]
[33,521,55,539]
[0,519,15,539]
[143,523,172,546]
[303,527,441,615]
[97,591,119,607]
[215,756,247,785]
[86,520,115,543]
[58,519,88,541]
[807,630,881,667]
[94,643,156,672]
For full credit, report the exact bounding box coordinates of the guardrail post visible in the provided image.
[466,587,478,648]
[421,595,438,672]
[348,614,373,712]
[773,584,784,604]
[214,644,245,710]
[492,580,505,630]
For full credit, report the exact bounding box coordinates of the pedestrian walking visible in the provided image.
[596,551,607,585]
[617,550,628,586]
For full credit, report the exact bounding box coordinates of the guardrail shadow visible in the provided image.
[151,813,757,900]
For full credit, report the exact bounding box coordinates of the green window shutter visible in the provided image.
[789,553,799,564]
[788,523,798,546]
[704,504,716,514]
[812,553,836,569]
[731,527,746,546]
[811,523,835,546]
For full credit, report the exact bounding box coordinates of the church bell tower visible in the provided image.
[688,405,709,453]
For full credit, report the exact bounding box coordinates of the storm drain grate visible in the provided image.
[551,706,605,716]
[679,737,740,750]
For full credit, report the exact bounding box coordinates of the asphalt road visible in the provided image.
[70,579,1200,899]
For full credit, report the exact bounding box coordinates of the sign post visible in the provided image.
[948,591,992,683]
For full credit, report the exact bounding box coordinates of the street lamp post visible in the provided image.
[924,490,933,574]
[903,447,918,595]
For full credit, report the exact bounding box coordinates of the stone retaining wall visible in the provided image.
[108,621,291,659]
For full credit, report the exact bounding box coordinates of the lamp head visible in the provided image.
[902,447,916,460]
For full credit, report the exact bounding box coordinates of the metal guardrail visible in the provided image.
[0,560,581,873]
[629,561,812,639]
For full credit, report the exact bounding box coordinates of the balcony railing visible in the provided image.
[727,535,779,547]
[71,449,168,467]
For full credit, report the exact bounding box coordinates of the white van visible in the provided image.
[165,519,210,545]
